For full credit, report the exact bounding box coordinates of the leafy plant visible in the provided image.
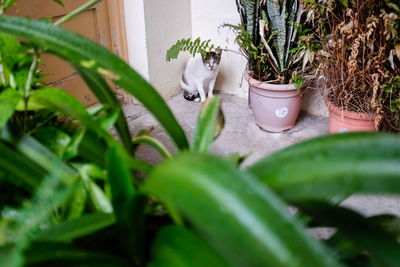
[382,76,400,131]
[233,0,317,84]
[1,1,400,267]
[311,0,400,130]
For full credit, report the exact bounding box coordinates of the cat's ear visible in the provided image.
[216,49,222,56]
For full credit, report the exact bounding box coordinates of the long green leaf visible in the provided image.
[0,162,80,267]
[73,63,133,155]
[0,88,21,128]
[132,135,172,159]
[24,242,128,267]
[75,129,153,174]
[0,124,78,185]
[0,140,43,188]
[142,153,340,267]
[75,129,107,166]
[247,132,400,202]
[191,96,224,153]
[106,145,145,265]
[266,0,287,71]
[148,225,229,267]
[298,202,400,267]
[285,0,299,66]
[0,16,188,150]
[66,183,87,220]
[36,213,115,243]
[26,87,109,140]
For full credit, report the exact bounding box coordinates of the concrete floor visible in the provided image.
[123,93,329,166]
[122,92,400,223]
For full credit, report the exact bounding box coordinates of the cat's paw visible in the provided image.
[208,93,213,98]
[194,98,201,102]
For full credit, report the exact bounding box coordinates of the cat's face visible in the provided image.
[202,50,222,71]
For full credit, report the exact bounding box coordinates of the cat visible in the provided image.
[181,50,222,102]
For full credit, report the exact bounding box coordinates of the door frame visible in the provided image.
[106,0,133,103]
[107,0,129,64]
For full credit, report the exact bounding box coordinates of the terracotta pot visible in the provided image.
[245,73,303,132]
[325,100,377,133]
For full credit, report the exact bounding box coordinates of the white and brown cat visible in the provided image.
[181,50,222,102]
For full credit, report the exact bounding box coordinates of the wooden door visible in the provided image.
[6,0,128,106]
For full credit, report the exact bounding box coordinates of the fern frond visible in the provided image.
[166,37,220,62]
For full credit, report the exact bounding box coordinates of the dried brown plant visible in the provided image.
[313,0,400,130]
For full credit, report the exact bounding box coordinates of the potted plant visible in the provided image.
[314,0,400,133]
[230,0,317,132]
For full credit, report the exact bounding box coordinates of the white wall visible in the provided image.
[191,0,248,97]
[124,0,149,80]
[144,0,192,98]
[124,0,325,116]
[124,0,192,99]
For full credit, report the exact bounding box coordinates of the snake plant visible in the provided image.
[235,0,316,84]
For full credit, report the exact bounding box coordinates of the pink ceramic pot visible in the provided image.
[326,100,377,133]
[246,73,303,132]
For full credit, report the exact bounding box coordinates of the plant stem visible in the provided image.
[24,53,38,131]
[0,55,5,85]
[223,48,248,58]
[25,53,38,98]
[54,0,101,26]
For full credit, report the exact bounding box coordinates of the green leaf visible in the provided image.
[0,88,21,129]
[65,183,87,220]
[0,162,80,267]
[191,96,224,153]
[148,225,229,267]
[33,126,71,158]
[298,202,400,267]
[225,152,250,166]
[247,132,400,202]
[27,87,103,135]
[51,0,64,7]
[73,64,133,154]
[106,145,145,265]
[368,215,400,240]
[0,140,44,188]
[36,213,115,242]
[266,0,287,71]
[24,242,128,267]
[86,180,113,214]
[132,135,171,159]
[125,156,154,174]
[75,129,107,166]
[0,33,21,69]
[95,107,119,131]
[64,128,86,160]
[2,0,17,11]
[0,16,188,150]
[142,153,340,267]
[106,145,135,216]
[0,124,78,186]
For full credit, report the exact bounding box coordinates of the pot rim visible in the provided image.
[244,72,299,91]
[325,98,376,121]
